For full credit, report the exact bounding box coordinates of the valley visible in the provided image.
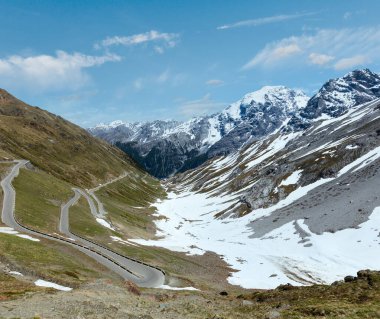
[0,69,380,318]
[2,1,380,316]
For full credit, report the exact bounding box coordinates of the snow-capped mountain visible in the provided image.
[90,86,309,177]
[90,69,380,178]
[89,68,380,289]
[133,83,380,289]
[287,68,380,132]
[301,68,380,119]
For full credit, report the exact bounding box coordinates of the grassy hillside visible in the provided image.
[0,165,119,289]
[13,167,73,233]
[0,91,168,293]
[95,173,165,238]
[233,270,380,319]
[69,196,120,239]
[0,231,116,288]
[70,175,236,291]
[0,89,142,188]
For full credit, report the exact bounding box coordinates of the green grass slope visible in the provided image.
[0,88,141,187]
[13,167,73,233]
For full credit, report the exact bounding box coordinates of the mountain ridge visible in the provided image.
[90,68,380,178]
[0,88,144,187]
[90,85,310,177]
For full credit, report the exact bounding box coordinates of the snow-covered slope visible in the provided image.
[132,96,380,289]
[88,68,380,289]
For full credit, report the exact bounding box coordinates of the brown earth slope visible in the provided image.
[0,88,140,187]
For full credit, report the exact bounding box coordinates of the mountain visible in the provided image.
[90,69,380,178]
[301,68,380,119]
[89,68,380,289]
[132,74,380,289]
[0,89,140,187]
[2,71,380,316]
[90,86,309,177]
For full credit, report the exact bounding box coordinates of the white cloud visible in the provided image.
[157,69,170,83]
[154,46,164,54]
[206,79,224,86]
[243,26,380,70]
[272,44,302,58]
[309,53,335,65]
[217,12,315,30]
[0,50,120,91]
[133,78,143,90]
[334,55,369,70]
[343,12,352,20]
[96,30,179,52]
[132,70,186,90]
[178,94,225,117]
[243,43,302,69]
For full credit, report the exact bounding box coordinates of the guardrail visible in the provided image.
[7,160,165,283]
[12,213,139,278]
[69,228,166,276]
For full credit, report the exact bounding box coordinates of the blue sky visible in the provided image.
[0,0,380,127]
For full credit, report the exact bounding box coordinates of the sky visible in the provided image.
[0,0,380,127]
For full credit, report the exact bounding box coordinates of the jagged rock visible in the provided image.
[90,86,308,177]
[344,275,356,282]
[89,69,380,179]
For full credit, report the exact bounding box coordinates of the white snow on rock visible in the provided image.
[96,218,115,231]
[92,86,309,155]
[202,117,222,146]
[280,170,303,186]
[131,186,380,289]
[0,227,40,242]
[346,144,359,150]
[338,145,380,177]
[9,271,23,276]
[245,133,300,170]
[34,279,72,291]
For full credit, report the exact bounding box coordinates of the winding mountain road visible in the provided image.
[1,160,165,288]
[87,173,128,218]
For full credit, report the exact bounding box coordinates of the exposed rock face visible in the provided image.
[89,69,380,178]
[90,86,309,177]
[301,69,380,119]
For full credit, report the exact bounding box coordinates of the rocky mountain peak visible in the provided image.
[0,88,26,106]
[223,86,308,120]
[89,69,380,178]
[301,68,380,119]
[0,88,30,117]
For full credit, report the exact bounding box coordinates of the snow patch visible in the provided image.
[280,170,302,186]
[159,285,199,291]
[338,145,380,177]
[0,227,40,242]
[202,117,222,145]
[132,189,380,288]
[96,218,115,231]
[245,133,299,170]
[34,279,72,291]
[110,236,138,246]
